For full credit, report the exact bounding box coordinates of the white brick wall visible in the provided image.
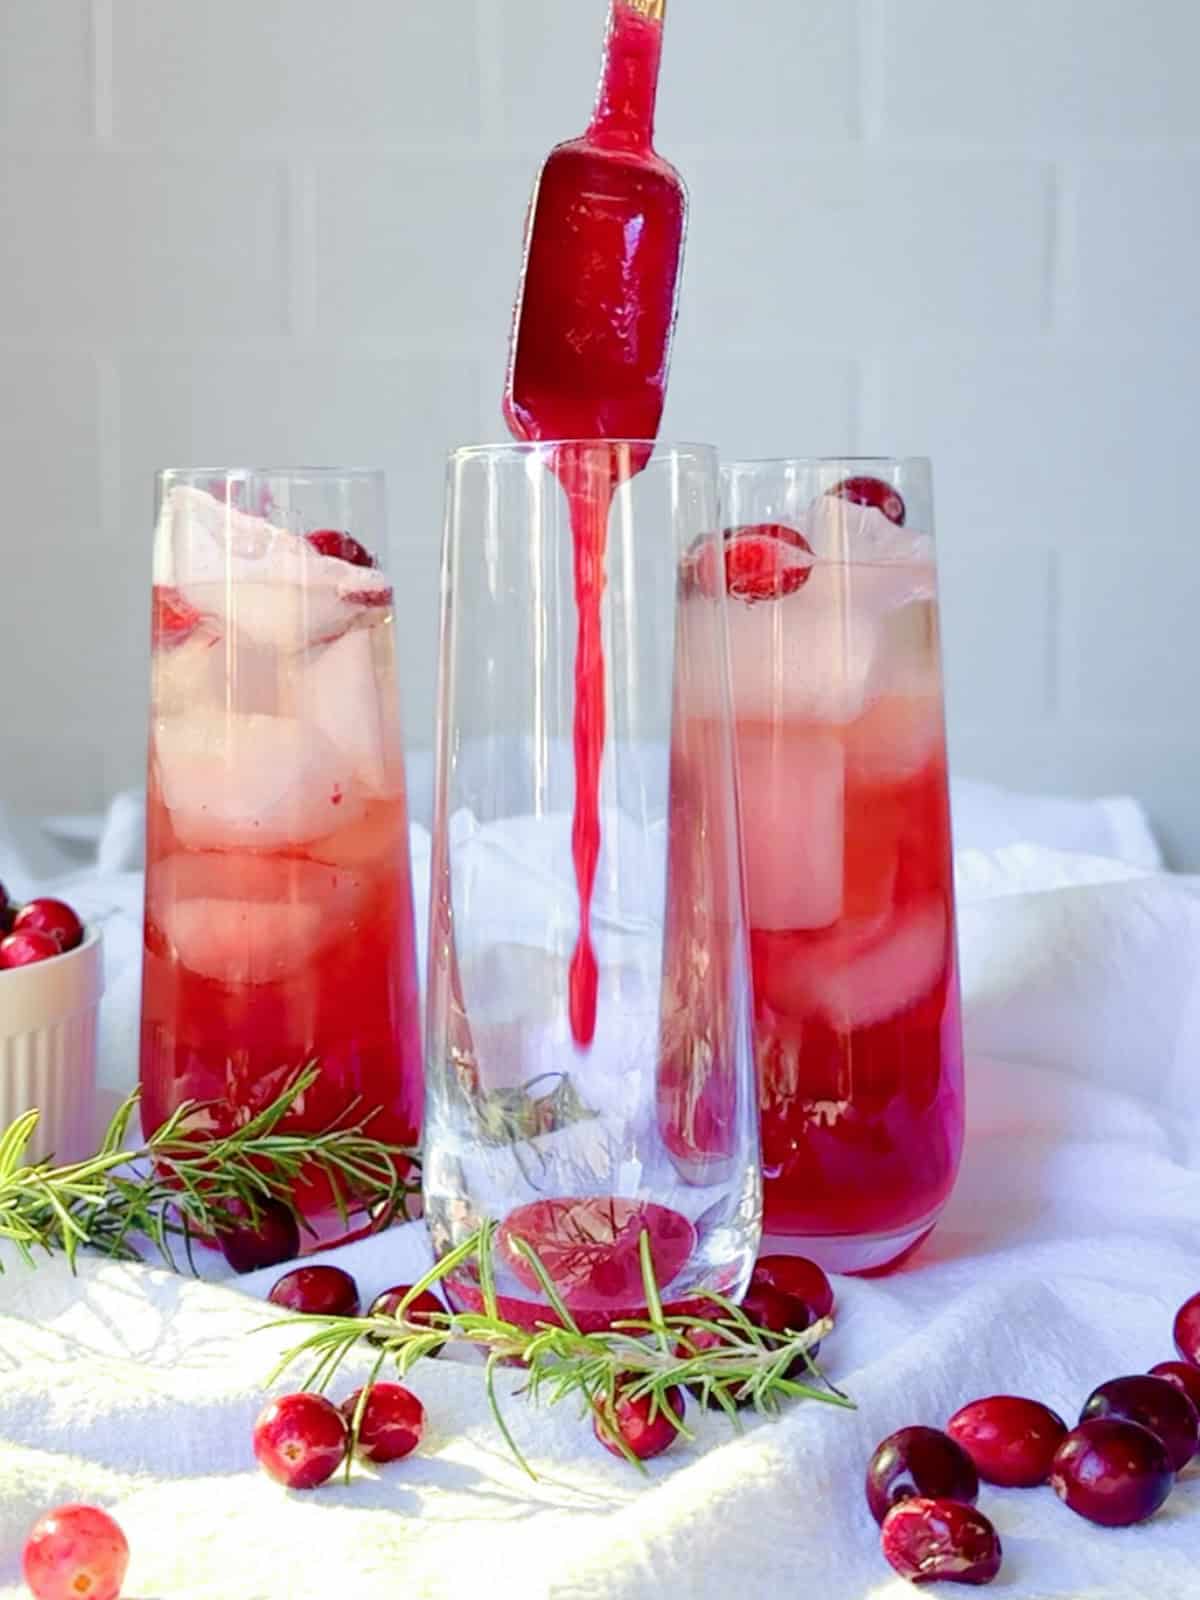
[1,0,1198,863]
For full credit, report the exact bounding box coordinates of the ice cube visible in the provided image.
[161,486,391,650]
[845,690,945,784]
[736,727,843,930]
[802,898,948,1029]
[153,630,223,716]
[151,853,364,984]
[301,628,396,794]
[153,712,364,850]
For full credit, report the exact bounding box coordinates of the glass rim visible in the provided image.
[722,455,931,471]
[447,439,717,463]
[156,465,386,483]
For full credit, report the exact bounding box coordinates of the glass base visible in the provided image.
[761,1210,941,1277]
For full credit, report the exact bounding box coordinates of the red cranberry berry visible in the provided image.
[1174,1291,1200,1366]
[866,1426,980,1526]
[23,1504,130,1600]
[217,1197,300,1274]
[341,1383,426,1463]
[151,585,203,648]
[1149,1360,1200,1413]
[722,523,814,603]
[829,475,907,526]
[750,1254,835,1320]
[367,1284,447,1353]
[268,1265,360,1318]
[1050,1418,1174,1527]
[947,1395,1067,1487]
[677,1283,816,1408]
[0,929,63,969]
[253,1392,348,1489]
[593,1385,686,1461]
[1080,1374,1199,1472]
[880,1498,1002,1587]
[12,898,84,953]
[306,529,375,568]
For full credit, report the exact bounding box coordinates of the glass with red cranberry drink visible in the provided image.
[713,458,963,1273]
[423,441,760,1331]
[139,469,423,1241]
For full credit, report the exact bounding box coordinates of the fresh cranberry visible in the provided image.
[1149,1360,1200,1413]
[11,898,84,953]
[750,1254,834,1320]
[253,1392,348,1489]
[829,475,907,526]
[151,584,203,647]
[22,1505,130,1600]
[880,1498,1002,1587]
[1080,1374,1199,1472]
[268,1265,360,1318]
[217,1197,300,1274]
[866,1426,979,1526]
[593,1385,686,1461]
[0,929,63,969]
[306,529,375,568]
[723,523,814,603]
[1050,1419,1174,1526]
[367,1285,447,1352]
[341,1383,426,1463]
[946,1395,1067,1487]
[677,1284,816,1407]
[1174,1291,1200,1366]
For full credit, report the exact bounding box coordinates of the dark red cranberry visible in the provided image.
[252,1392,348,1489]
[268,1265,360,1318]
[593,1385,686,1461]
[12,898,84,952]
[722,524,814,603]
[1050,1419,1174,1526]
[750,1254,834,1320]
[1149,1360,1200,1414]
[306,529,374,568]
[880,1498,1001,1587]
[341,1383,425,1463]
[829,474,906,525]
[947,1395,1067,1487]
[866,1426,980,1526]
[0,929,63,969]
[1080,1374,1199,1472]
[367,1285,447,1353]
[1174,1291,1200,1366]
[217,1198,300,1274]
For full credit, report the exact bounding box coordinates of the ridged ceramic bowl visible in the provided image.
[0,926,102,1163]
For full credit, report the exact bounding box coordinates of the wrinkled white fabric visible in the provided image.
[1,802,1198,1598]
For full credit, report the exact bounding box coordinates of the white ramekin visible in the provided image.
[0,926,103,1164]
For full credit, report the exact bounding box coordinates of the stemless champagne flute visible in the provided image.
[424,441,760,1329]
[139,469,423,1241]
[719,459,963,1274]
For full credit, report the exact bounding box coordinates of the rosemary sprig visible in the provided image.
[265,1221,852,1476]
[0,1066,420,1273]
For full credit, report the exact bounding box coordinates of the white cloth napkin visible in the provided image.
[2,806,1199,1597]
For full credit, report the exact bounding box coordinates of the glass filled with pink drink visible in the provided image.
[423,441,759,1331]
[139,469,423,1240]
[707,458,963,1274]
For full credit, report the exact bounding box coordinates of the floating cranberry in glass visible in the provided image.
[0,929,62,969]
[23,1505,130,1600]
[341,1383,425,1463]
[594,1385,686,1461]
[1080,1373,1199,1472]
[1174,1291,1200,1366]
[866,1426,979,1526]
[1050,1419,1174,1527]
[1149,1360,1200,1413]
[829,474,906,526]
[750,1254,835,1320]
[306,529,374,567]
[946,1395,1067,1487]
[722,524,814,603]
[268,1264,360,1318]
[217,1197,300,1274]
[367,1284,447,1352]
[880,1498,1001,1587]
[12,897,84,952]
[253,1392,348,1489]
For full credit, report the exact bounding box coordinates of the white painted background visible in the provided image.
[2,1,1198,862]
